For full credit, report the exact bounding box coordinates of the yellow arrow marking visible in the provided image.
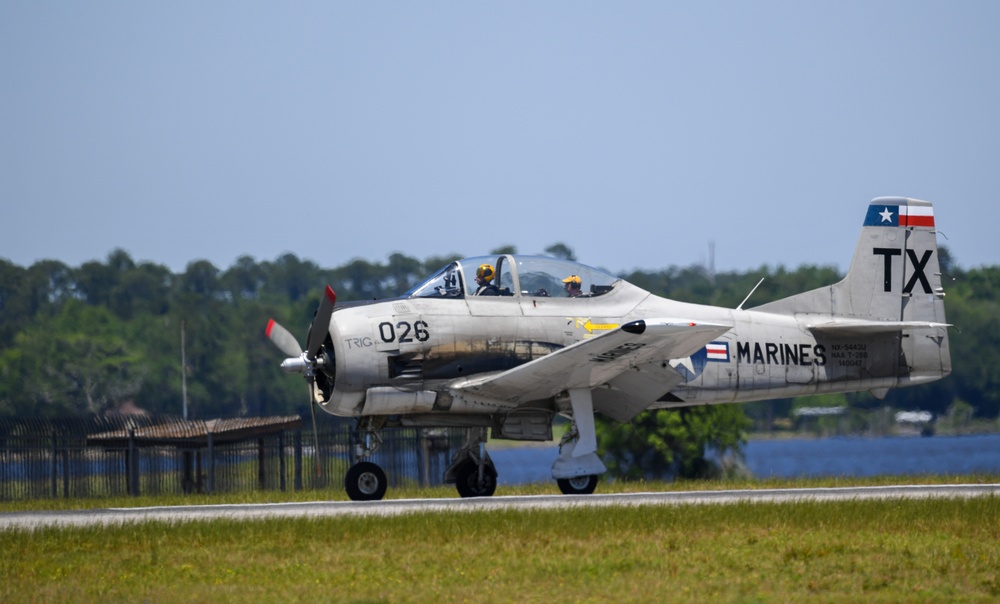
[583,319,619,333]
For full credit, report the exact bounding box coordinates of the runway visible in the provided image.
[2,484,997,530]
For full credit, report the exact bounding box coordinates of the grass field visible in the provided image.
[2,476,999,602]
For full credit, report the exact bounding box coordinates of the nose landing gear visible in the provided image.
[345,418,389,502]
[345,461,388,501]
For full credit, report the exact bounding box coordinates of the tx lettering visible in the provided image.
[737,342,827,366]
[872,248,933,294]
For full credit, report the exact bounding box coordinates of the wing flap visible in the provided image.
[448,319,732,407]
[594,366,688,422]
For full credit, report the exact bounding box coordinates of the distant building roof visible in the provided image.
[87,415,302,448]
[895,411,933,424]
[793,406,847,417]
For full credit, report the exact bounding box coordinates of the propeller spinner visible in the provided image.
[266,285,337,377]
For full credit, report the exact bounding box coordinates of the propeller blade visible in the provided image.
[265,319,303,358]
[268,285,335,482]
[306,285,337,360]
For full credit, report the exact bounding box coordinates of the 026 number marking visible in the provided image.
[378,320,430,344]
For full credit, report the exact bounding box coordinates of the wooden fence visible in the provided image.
[0,414,463,500]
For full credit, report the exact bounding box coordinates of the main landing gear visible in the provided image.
[551,388,606,495]
[344,421,500,501]
[557,474,599,495]
[445,427,497,498]
[344,403,608,501]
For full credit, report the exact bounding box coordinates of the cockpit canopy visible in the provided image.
[405,255,621,300]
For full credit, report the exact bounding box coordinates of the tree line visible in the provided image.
[0,245,996,425]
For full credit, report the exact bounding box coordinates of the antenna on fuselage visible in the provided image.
[708,240,716,286]
[736,277,765,311]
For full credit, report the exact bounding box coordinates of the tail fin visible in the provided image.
[841,197,947,323]
[754,197,946,319]
[754,197,951,380]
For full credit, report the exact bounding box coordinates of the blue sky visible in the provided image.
[2,2,998,276]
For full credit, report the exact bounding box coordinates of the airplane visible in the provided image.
[266,197,950,501]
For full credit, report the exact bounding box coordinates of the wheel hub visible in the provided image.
[357,471,380,495]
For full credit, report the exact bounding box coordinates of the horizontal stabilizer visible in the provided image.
[805,318,951,335]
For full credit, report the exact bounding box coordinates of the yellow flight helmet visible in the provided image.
[476,264,495,282]
[562,275,582,286]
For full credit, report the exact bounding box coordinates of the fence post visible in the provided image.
[206,432,214,494]
[257,438,265,490]
[50,430,57,499]
[196,451,202,494]
[62,433,69,499]
[294,430,302,491]
[127,428,138,497]
[279,433,286,492]
[182,450,193,494]
[419,429,431,488]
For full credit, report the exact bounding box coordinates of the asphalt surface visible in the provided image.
[2,484,997,530]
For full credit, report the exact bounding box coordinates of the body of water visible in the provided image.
[489,434,1000,486]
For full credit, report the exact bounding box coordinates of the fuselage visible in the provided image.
[311,254,949,420]
[271,198,953,499]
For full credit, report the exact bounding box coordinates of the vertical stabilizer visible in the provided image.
[847,197,946,323]
[753,197,951,381]
[754,197,946,322]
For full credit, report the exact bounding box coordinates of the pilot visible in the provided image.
[563,275,583,297]
[474,264,500,296]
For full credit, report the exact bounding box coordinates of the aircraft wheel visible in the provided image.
[557,474,598,495]
[345,461,388,501]
[455,460,497,498]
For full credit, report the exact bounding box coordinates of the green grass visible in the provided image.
[2,496,999,602]
[1,475,999,602]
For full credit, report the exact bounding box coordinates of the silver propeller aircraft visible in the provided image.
[266,197,950,501]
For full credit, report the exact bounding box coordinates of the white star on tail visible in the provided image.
[879,207,893,223]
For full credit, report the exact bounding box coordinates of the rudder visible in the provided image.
[848,197,946,323]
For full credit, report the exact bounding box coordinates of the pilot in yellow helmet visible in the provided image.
[562,274,582,297]
[474,264,500,296]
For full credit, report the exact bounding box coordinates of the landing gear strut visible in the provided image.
[445,427,498,498]
[551,388,606,495]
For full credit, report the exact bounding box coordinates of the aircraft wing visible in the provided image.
[447,319,732,410]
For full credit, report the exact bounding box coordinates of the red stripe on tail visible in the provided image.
[902,215,935,227]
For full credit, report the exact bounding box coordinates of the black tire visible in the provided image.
[557,474,598,495]
[454,460,497,498]
[345,461,388,501]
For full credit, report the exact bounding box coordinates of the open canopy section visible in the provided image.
[405,255,622,300]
